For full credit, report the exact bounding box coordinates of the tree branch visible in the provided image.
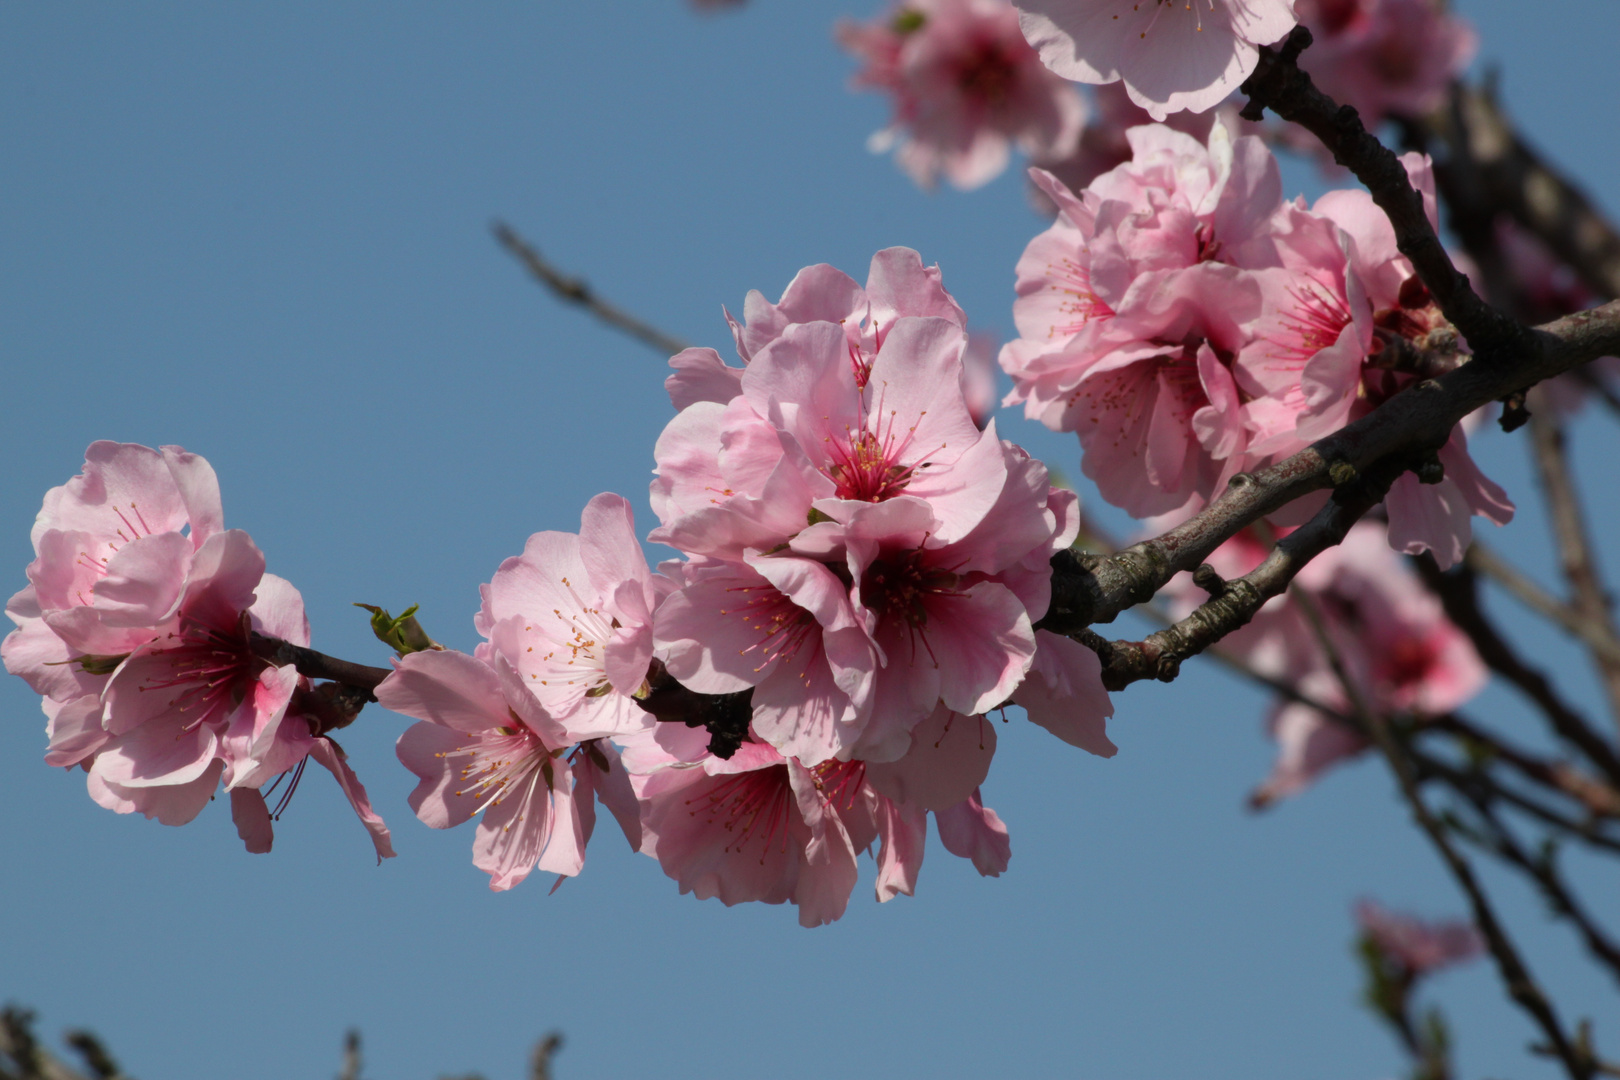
[1422,77,1620,303]
[493,221,691,357]
[1467,543,1620,667]
[1526,388,1620,727]
[1240,27,1529,360]
[1413,558,1620,785]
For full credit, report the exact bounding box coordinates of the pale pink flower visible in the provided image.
[839,0,1087,190]
[1294,0,1476,126]
[653,555,878,765]
[4,442,223,702]
[381,648,594,891]
[1001,123,1290,517]
[1355,899,1484,975]
[83,530,394,859]
[479,494,665,740]
[632,740,866,927]
[1017,0,1298,120]
[663,246,967,411]
[655,318,1005,559]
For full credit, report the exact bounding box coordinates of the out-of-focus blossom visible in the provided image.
[1016,0,1298,121]
[839,0,1086,190]
[1294,0,1475,126]
[1488,219,1620,417]
[1356,898,1484,975]
[1164,521,1485,806]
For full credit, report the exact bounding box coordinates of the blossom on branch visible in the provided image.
[838,0,1087,189]
[650,251,1113,771]
[1003,127,1513,560]
[3,442,393,858]
[1015,0,1298,121]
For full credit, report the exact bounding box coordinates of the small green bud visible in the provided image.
[355,603,443,656]
[891,9,926,33]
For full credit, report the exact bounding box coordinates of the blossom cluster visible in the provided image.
[1000,120,1513,566]
[370,249,1117,924]
[2,443,393,858]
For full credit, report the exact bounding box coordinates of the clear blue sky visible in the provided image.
[3,4,1618,1078]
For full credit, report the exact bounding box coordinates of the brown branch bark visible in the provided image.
[494,221,691,357]
[1240,27,1530,360]
[1422,78,1620,303]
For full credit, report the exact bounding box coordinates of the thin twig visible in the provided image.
[1463,799,1620,989]
[1363,695,1592,1077]
[494,221,690,357]
[1412,558,1620,785]
[1526,387,1620,728]
[1468,543,1620,667]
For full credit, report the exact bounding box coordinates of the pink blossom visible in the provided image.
[626,732,1011,922]
[1310,160,1515,565]
[1355,899,1484,975]
[1017,0,1298,120]
[632,740,866,926]
[1001,123,1294,517]
[655,317,1005,560]
[1294,0,1476,126]
[839,0,1087,190]
[1168,522,1484,806]
[381,648,594,890]
[4,442,392,858]
[479,493,665,740]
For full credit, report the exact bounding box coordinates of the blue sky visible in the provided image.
[2,4,1618,1078]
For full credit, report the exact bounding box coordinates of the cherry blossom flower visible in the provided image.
[1294,0,1475,127]
[1355,899,1484,976]
[5,442,392,858]
[626,732,1009,923]
[382,648,598,890]
[1016,0,1298,121]
[839,0,1087,190]
[479,493,666,739]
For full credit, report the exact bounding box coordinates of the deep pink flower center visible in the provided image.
[1272,281,1353,367]
[687,764,794,861]
[954,40,1019,107]
[1048,257,1114,337]
[809,758,867,812]
[861,547,966,664]
[135,616,263,731]
[824,388,943,503]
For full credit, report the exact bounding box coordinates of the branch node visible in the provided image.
[1193,563,1228,598]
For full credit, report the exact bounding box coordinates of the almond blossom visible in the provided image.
[625,730,1010,924]
[381,648,600,890]
[1016,0,1298,120]
[3,442,392,857]
[1165,521,1485,806]
[1355,899,1484,976]
[839,0,1087,190]
[478,493,667,738]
